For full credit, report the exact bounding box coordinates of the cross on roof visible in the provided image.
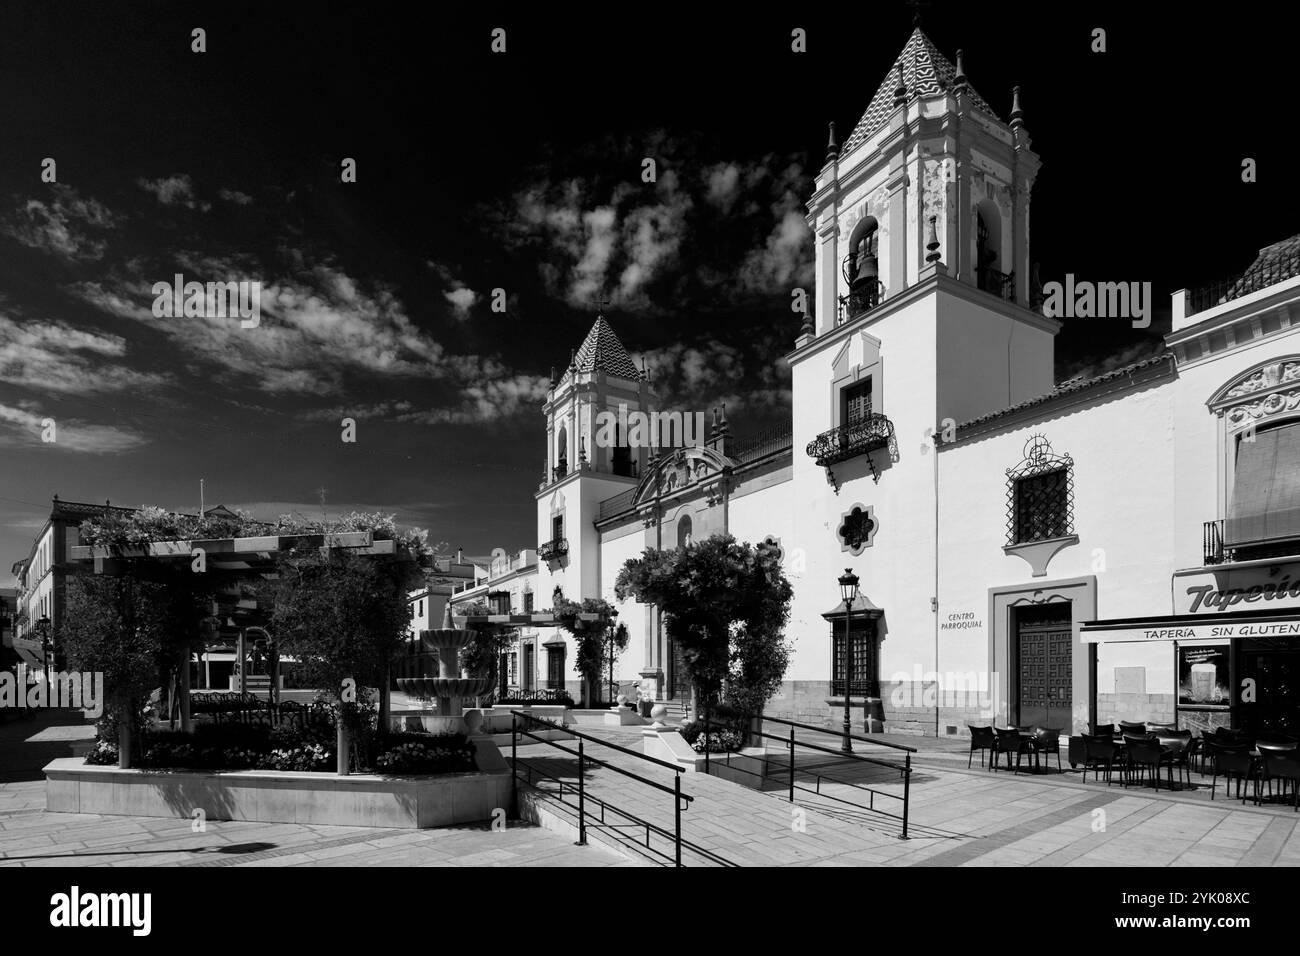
[906,0,931,26]
[595,296,611,316]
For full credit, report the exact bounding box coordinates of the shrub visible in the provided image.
[258,744,334,772]
[689,730,744,753]
[373,737,476,774]
[85,740,120,765]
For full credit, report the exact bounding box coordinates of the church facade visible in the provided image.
[452,28,1300,739]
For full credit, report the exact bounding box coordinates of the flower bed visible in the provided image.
[86,722,476,775]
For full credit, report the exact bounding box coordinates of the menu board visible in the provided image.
[1177,643,1230,709]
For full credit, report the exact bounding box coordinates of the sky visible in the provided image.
[1,1,1298,573]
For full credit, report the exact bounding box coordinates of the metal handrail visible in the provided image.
[510,709,693,866]
[701,716,912,839]
[758,713,918,753]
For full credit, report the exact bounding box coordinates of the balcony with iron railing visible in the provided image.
[1187,249,1300,317]
[806,413,898,470]
[538,538,569,562]
[1203,518,1300,566]
[836,280,885,326]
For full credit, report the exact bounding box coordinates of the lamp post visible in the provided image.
[36,615,52,695]
[838,569,859,754]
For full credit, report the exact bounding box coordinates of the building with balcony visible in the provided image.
[465,26,1300,737]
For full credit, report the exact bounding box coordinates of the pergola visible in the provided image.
[67,530,429,732]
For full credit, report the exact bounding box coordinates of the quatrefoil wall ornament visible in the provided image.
[837,504,877,555]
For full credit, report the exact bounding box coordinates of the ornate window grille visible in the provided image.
[1006,435,1074,545]
[831,626,877,697]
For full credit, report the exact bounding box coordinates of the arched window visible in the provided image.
[842,217,881,319]
[1211,358,1300,562]
[677,514,693,549]
[975,200,1005,295]
[556,425,568,479]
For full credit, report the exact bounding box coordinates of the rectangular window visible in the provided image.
[831,626,874,697]
[842,379,872,426]
[509,652,517,686]
[523,592,534,613]
[1013,469,1070,543]
[552,514,564,541]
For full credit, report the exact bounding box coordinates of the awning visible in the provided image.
[1082,608,1300,643]
[1226,421,1300,546]
[12,636,45,667]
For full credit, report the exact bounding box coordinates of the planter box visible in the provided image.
[44,747,513,829]
[569,708,646,727]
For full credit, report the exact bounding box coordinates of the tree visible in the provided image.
[550,596,624,707]
[615,534,793,722]
[263,548,417,771]
[61,568,209,762]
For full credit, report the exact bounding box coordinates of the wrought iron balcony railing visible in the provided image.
[538,537,568,561]
[1187,249,1300,316]
[806,414,898,470]
[978,267,1015,303]
[1203,519,1232,566]
[837,280,885,326]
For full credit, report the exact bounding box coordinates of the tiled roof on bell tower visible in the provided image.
[839,28,999,160]
[572,315,642,380]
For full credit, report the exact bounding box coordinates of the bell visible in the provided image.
[852,251,878,287]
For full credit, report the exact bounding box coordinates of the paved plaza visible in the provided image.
[2,711,1298,867]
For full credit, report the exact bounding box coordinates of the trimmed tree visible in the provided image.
[615,534,792,737]
[263,547,418,773]
[61,568,209,765]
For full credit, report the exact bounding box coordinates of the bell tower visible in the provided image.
[536,313,655,605]
[807,27,1042,336]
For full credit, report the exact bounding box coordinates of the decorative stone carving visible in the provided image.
[1225,389,1300,432]
[1225,361,1300,398]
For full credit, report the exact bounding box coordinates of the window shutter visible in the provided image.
[1227,421,1300,546]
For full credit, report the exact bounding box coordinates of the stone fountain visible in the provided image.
[394,604,494,735]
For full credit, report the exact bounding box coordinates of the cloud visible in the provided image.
[137,174,211,211]
[0,402,149,453]
[0,311,172,395]
[2,186,120,261]
[218,188,254,205]
[494,143,809,310]
[443,286,478,317]
[706,163,741,211]
[394,374,550,425]
[74,257,548,424]
[1057,339,1166,386]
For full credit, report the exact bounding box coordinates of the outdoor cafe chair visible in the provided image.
[1030,726,1062,773]
[1091,721,1118,739]
[993,726,1035,773]
[968,725,995,769]
[1081,733,1121,786]
[1210,745,1258,804]
[1118,720,1149,736]
[1258,741,1300,803]
[1260,750,1300,810]
[1124,734,1164,790]
[1155,730,1193,790]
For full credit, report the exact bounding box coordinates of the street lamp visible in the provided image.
[837,569,860,754]
[36,615,52,693]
